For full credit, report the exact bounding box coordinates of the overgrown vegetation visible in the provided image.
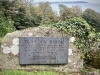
[48,17,100,68]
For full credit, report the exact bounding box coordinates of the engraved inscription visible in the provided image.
[19,37,68,64]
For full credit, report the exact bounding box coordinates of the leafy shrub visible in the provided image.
[82,8,100,32]
[51,17,100,66]
[0,15,16,38]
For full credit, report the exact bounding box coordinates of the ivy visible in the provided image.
[51,17,100,65]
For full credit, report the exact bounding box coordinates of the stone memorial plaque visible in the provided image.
[19,37,68,64]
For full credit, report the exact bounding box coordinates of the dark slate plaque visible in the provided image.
[19,37,68,64]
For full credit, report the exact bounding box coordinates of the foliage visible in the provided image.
[9,1,39,30]
[50,17,99,65]
[72,5,82,17]
[88,33,100,68]
[0,0,40,30]
[0,0,58,30]
[0,15,16,38]
[80,67,87,75]
[89,49,100,68]
[26,5,41,25]
[0,0,16,17]
[82,8,100,32]
[59,4,82,21]
[59,4,75,20]
[38,1,58,25]
[0,38,2,45]
[12,6,38,30]
[2,70,65,75]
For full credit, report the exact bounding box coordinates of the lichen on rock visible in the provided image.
[2,46,10,54]
[68,48,72,55]
[12,38,19,45]
[10,45,19,55]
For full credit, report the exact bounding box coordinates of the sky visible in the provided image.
[33,0,100,14]
[34,0,100,3]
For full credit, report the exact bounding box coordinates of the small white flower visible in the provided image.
[70,37,75,43]
[3,47,11,54]
[28,32,33,36]
[68,48,72,55]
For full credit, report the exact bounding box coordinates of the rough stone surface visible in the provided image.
[0,27,83,73]
[86,70,100,75]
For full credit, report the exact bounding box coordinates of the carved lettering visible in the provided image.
[19,37,68,64]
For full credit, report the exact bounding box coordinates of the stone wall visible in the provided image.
[0,27,83,73]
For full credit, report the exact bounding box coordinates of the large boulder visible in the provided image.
[0,27,83,73]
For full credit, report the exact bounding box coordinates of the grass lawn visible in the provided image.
[1,70,68,75]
